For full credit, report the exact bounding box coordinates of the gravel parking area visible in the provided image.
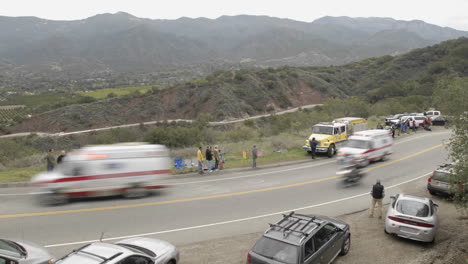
[177,182,468,264]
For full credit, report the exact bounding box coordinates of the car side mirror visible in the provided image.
[434,203,439,207]
[390,196,396,200]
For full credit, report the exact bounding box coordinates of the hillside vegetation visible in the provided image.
[12,37,468,133]
[1,14,467,93]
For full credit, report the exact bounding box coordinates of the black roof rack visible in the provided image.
[267,211,320,239]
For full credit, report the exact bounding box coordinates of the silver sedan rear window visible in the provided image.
[396,200,429,217]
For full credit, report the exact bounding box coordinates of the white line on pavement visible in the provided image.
[44,172,431,248]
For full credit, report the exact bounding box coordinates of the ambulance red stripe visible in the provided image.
[38,169,171,184]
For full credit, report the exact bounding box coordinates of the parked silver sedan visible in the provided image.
[55,237,179,264]
[0,238,55,264]
[385,194,438,243]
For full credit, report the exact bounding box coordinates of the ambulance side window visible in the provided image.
[340,126,346,133]
[334,128,339,135]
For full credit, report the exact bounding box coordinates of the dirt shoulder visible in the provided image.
[177,182,468,264]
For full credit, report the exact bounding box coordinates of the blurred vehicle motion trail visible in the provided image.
[31,143,172,205]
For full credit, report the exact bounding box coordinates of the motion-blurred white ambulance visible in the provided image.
[337,130,393,167]
[31,143,172,204]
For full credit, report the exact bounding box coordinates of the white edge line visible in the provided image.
[44,172,431,248]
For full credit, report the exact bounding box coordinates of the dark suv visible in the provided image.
[247,212,350,264]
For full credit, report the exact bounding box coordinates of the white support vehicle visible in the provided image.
[337,129,393,167]
[31,143,172,204]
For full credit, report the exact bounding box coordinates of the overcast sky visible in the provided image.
[2,0,468,30]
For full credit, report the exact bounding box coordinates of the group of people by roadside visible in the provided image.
[377,116,433,139]
[197,145,224,174]
[44,149,66,171]
[196,145,261,174]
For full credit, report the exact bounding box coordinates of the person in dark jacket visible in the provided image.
[369,179,385,218]
[309,138,318,159]
[57,150,66,164]
[205,146,213,171]
[252,145,258,168]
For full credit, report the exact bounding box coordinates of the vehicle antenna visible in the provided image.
[100,232,105,242]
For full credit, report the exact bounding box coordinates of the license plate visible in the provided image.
[399,226,418,234]
[435,181,449,188]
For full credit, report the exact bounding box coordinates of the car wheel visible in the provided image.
[123,186,148,199]
[40,192,68,206]
[167,260,176,264]
[379,153,388,162]
[339,235,351,256]
[327,144,335,158]
[428,190,437,196]
[428,236,436,244]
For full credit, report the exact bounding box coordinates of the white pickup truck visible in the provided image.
[424,110,447,125]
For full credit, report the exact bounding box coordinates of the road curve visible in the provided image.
[0,130,451,257]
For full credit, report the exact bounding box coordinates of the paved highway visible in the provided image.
[0,130,451,258]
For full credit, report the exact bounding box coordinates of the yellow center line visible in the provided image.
[0,143,443,219]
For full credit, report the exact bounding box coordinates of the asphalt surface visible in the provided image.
[0,129,451,259]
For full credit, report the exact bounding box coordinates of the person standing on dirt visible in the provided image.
[45,149,56,171]
[205,146,213,172]
[309,138,318,159]
[57,150,66,164]
[197,146,205,174]
[412,119,417,133]
[252,145,258,168]
[369,179,385,219]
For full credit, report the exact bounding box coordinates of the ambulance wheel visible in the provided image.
[40,192,68,206]
[327,144,336,158]
[123,186,148,199]
[380,153,388,162]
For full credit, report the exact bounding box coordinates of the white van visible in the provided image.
[31,143,172,204]
[337,130,393,167]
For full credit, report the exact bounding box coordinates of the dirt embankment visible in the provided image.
[177,185,468,264]
[13,79,325,133]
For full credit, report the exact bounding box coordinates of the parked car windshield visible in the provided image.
[252,237,298,264]
[396,200,430,217]
[346,139,370,149]
[312,125,333,135]
[0,239,22,258]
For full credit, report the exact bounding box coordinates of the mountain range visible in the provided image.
[12,37,468,133]
[1,13,467,91]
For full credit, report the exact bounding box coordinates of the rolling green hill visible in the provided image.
[12,37,468,133]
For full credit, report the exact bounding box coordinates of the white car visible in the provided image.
[55,237,179,264]
[400,116,427,127]
[385,194,438,243]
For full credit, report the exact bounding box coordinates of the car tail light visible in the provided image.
[388,216,434,227]
[247,252,252,263]
[428,177,432,182]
